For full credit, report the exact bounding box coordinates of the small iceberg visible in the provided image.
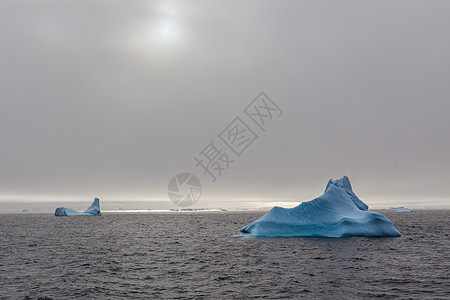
[240,176,401,237]
[55,198,101,216]
[391,207,414,212]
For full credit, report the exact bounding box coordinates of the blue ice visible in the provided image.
[240,176,401,237]
[55,198,101,216]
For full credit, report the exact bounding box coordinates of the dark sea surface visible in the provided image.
[0,210,449,299]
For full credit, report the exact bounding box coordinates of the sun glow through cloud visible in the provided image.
[152,5,180,42]
[124,4,186,58]
[157,19,177,39]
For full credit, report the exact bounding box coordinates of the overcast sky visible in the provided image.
[1,0,449,210]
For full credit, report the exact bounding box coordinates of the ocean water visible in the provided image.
[0,210,448,299]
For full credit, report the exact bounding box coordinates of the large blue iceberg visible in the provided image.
[241,176,401,237]
[55,198,101,216]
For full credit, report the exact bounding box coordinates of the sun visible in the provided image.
[152,5,180,42]
[123,5,185,58]
[157,19,177,39]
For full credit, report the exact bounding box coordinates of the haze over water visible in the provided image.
[1,0,449,209]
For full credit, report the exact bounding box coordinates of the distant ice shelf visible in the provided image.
[240,176,401,238]
[391,207,414,212]
[55,198,101,216]
[103,208,230,213]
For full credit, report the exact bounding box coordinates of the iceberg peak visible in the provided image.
[325,175,368,211]
[84,198,101,215]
